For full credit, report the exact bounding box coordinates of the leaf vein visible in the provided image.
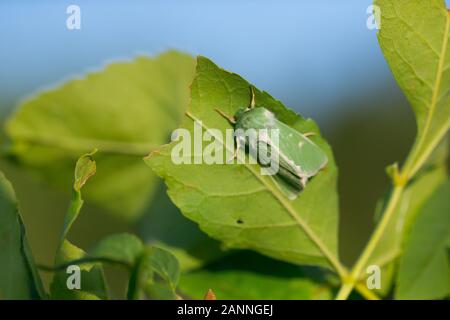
[184,111,344,276]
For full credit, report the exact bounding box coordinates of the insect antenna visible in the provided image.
[215,108,236,124]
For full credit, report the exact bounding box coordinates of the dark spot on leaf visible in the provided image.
[237,219,244,224]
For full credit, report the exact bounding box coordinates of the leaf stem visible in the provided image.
[354,283,381,300]
[126,253,148,300]
[336,181,405,300]
[336,7,450,301]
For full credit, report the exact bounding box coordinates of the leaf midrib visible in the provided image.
[185,111,345,276]
[405,11,450,178]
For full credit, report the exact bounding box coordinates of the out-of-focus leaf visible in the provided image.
[375,0,450,178]
[146,56,340,270]
[179,252,332,300]
[50,240,108,300]
[396,181,450,299]
[50,151,109,300]
[61,233,180,300]
[137,183,224,272]
[5,51,196,221]
[87,233,144,267]
[144,246,180,300]
[369,167,447,265]
[0,172,46,299]
[75,232,145,300]
[61,150,97,242]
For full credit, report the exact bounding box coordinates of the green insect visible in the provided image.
[216,87,328,200]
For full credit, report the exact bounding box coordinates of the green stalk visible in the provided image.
[336,184,404,300]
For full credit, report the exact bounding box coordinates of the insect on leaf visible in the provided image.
[145,56,341,271]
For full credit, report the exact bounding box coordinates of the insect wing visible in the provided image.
[275,119,328,178]
[255,135,303,200]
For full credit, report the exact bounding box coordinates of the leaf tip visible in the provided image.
[74,149,97,191]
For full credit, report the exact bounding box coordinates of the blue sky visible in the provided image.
[0,0,400,121]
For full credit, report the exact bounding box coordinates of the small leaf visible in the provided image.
[50,240,108,300]
[137,184,224,272]
[0,172,46,299]
[375,0,450,177]
[87,233,144,267]
[5,51,196,221]
[60,150,97,242]
[396,180,450,299]
[77,232,146,300]
[146,56,341,271]
[50,151,108,300]
[144,246,181,300]
[65,234,180,300]
[73,149,97,192]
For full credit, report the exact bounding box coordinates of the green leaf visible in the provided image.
[50,151,109,300]
[60,150,97,242]
[72,232,145,300]
[50,240,108,300]
[144,246,181,300]
[396,180,450,299]
[146,57,341,271]
[369,163,447,266]
[58,234,180,300]
[5,51,196,221]
[179,252,333,300]
[87,233,144,267]
[0,172,46,299]
[367,143,448,296]
[375,0,450,178]
[137,184,224,272]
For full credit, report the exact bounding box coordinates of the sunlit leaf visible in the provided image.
[375,0,450,178]
[146,56,340,270]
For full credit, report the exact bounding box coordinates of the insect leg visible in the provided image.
[227,136,242,163]
[303,132,316,137]
[249,86,256,109]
